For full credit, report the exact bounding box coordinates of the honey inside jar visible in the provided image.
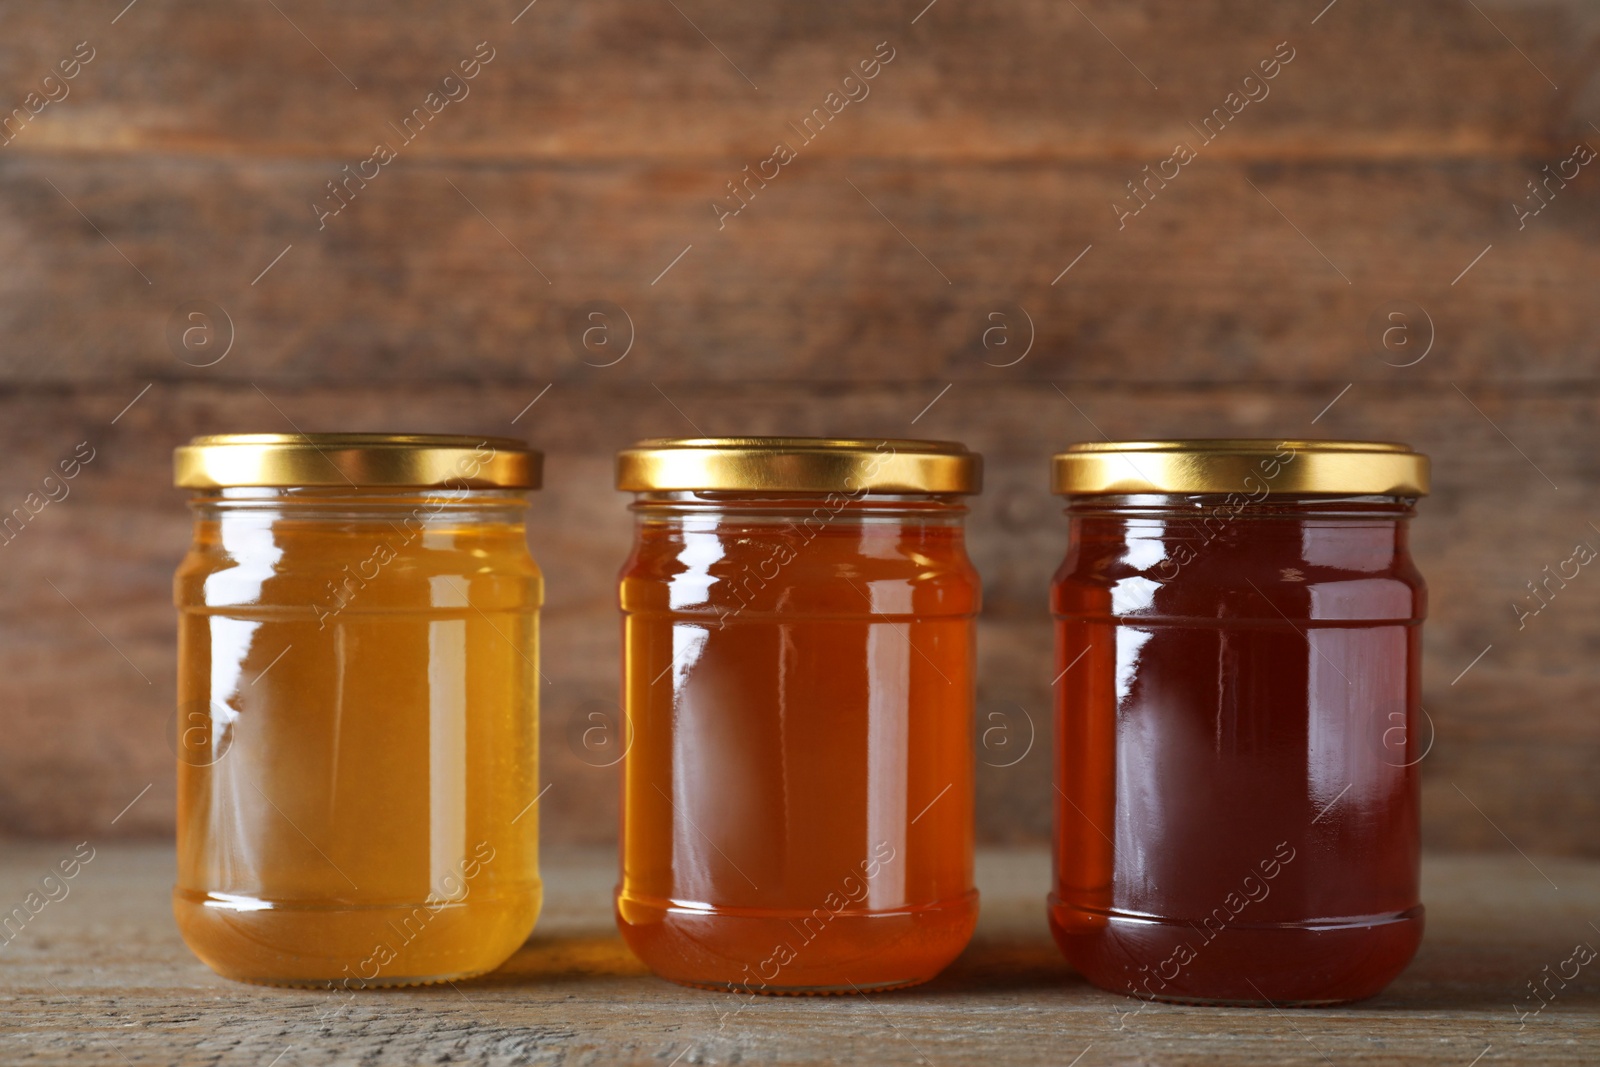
[613,439,983,994]
[1048,440,1429,1006]
[172,435,544,987]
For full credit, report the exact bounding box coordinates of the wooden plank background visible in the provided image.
[0,0,1597,854]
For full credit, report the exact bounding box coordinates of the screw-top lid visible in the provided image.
[1051,439,1428,496]
[616,437,982,494]
[174,433,541,489]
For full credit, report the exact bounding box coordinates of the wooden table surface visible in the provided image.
[1,844,1595,1066]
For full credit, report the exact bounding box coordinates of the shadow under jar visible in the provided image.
[613,438,982,994]
[1048,440,1429,1006]
[172,434,544,987]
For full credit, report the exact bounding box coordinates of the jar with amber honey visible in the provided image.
[614,437,982,993]
[1048,440,1429,1005]
[172,434,544,987]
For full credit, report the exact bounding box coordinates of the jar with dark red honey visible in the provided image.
[613,437,982,994]
[1048,440,1429,1005]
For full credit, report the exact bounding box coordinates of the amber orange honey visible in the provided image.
[1049,440,1429,1005]
[172,434,544,987]
[613,438,982,993]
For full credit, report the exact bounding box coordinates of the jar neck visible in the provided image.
[1063,493,1418,522]
[188,486,530,525]
[629,491,968,525]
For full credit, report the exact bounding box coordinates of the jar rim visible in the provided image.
[174,433,541,489]
[1051,439,1428,497]
[616,436,982,495]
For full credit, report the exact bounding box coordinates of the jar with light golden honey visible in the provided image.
[614,438,982,993]
[1048,440,1429,1005]
[172,434,544,987]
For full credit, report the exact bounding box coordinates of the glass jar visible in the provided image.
[613,437,982,993]
[172,434,544,987]
[1048,440,1429,1006]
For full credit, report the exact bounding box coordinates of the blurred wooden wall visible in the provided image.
[1,0,1597,854]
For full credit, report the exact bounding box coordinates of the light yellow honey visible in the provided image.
[173,489,542,987]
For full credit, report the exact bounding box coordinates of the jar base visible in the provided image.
[617,889,978,994]
[206,969,494,990]
[1048,898,1423,1005]
[174,886,541,987]
[670,975,932,996]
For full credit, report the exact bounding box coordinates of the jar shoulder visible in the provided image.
[1051,524,1426,622]
[175,522,542,611]
[619,521,979,617]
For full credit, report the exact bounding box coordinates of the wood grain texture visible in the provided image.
[0,0,1595,161]
[1,159,1597,385]
[0,1,1597,854]
[0,844,1594,1065]
[0,1,1597,386]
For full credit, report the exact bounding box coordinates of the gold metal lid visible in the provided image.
[174,434,541,489]
[1051,439,1428,496]
[616,437,981,494]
